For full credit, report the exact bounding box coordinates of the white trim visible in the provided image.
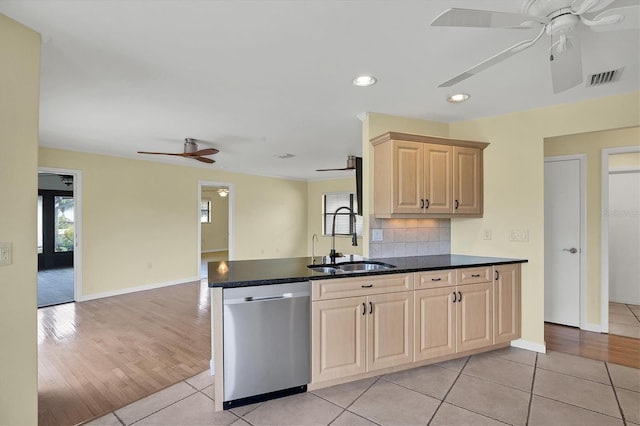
[76,276,199,302]
[198,181,234,280]
[601,145,640,333]
[609,166,640,174]
[201,249,229,254]
[511,339,546,354]
[544,155,587,330]
[38,167,83,301]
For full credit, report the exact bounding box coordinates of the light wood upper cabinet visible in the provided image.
[493,264,521,344]
[371,132,488,218]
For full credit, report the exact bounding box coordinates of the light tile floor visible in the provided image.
[610,302,640,339]
[86,347,640,426]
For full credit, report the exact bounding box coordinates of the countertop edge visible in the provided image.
[208,257,528,289]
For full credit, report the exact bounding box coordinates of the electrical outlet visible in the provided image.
[372,229,383,242]
[0,242,12,266]
[483,229,492,240]
[509,230,529,242]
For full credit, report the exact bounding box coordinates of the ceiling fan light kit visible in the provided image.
[447,93,470,103]
[431,0,639,94]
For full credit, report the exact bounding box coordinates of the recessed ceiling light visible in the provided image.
[447,93,470,103]
[276,153,295,159]
[352,75,377,87]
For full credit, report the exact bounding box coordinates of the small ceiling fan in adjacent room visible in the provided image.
[431,0,640,93]
[316,155,360,172]
[138,138,219,164]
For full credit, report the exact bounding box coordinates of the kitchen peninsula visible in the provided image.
[209,254,527,411]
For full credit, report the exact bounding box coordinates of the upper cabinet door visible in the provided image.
[424,144,453,214]
[392,141,424,214]
[453,147,483,215]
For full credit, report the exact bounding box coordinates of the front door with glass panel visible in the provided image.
[38,190,75,270]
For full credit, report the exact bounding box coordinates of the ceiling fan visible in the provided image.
[138,138,219,164]
[316,155,361,172]
[431,0,639,93]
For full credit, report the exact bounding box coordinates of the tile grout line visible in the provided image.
[525,351,539,425]
[112,410,126,426]
[426,356,470,426]
[323,376,383,426]
[126,381,200,426]
[626,303,640,323]
[605,361,628,425]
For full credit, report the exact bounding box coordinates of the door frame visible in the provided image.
[600,145,640,333]
[544,154,587,329]
[37,167,83,301]
[198,180,234,278]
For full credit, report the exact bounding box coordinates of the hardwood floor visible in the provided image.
[545,322,640,368]
[38,280,211,426]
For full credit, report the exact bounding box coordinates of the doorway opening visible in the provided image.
[198,181,233,280]
[37,168,82,308]
[601,146,640,338]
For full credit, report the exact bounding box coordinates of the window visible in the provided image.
[54,196,74,252]
[200,200,211,223]
[323,192,363,237]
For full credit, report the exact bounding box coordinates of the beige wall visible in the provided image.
[545,126,640,325]
[201,188,229,252]
[449,92,640,345]
[0,14,39,425]
[609,151,640,169]
[307,178,363,258]
[39,148,308,297]
[363,92,640,347]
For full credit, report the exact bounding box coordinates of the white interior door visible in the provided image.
[609,170,640,305]
[544,158,582,326]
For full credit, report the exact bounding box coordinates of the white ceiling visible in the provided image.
[2,0,638,180]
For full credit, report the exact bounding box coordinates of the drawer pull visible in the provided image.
[361,284,373,288]
[431,278,442,282]
[471,274,481,278]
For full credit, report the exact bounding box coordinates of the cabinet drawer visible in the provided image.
[312,274,413,301]
[457,267,492,284]
[415,270,456,289]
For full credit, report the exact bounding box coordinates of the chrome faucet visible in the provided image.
[329,206,358,261]
[311,233,319,264]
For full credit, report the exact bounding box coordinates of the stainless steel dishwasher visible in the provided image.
[222,281,310,409]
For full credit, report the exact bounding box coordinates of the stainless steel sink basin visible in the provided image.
[335,261,395,272]
[308,261,395,274]
[308,266,340,274]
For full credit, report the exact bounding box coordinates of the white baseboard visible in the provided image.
[582,322,603,333]
[76,276,200,302]
[202,249,228,254]
[511,338,547,353]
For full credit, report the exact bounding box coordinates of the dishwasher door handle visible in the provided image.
[244,293,292,302]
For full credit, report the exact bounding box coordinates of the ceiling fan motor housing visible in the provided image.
[184,138,198,153]
[547,12,579,36]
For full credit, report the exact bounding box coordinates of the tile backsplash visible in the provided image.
[369,216,450,258]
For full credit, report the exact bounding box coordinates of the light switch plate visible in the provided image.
[0,242,12,266]
[371,229,383,242]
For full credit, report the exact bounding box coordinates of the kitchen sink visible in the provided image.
[335,261,395,272]
[308,266,340,274]
[307,261,395,274]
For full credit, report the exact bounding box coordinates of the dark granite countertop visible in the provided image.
[208,254,527,288]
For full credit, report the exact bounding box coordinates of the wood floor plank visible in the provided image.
[545,322,640,368]
[38,280,211,425]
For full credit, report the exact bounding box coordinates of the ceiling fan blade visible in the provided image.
[571,0,616,15]
[316,167,354,172]
[550,37,583,93]
[438,26,546,87]
[188,148,219,156]
[192,156,215,164]
[431,8,547,29]
[588,5,640,31]
[137,151,177,155]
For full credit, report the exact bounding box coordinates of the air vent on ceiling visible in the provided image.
[586,68,623,87]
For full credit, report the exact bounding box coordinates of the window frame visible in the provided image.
[200,199,212,224]
[322,192,362,237]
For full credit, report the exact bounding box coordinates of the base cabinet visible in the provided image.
[493,264,521,344]
[415,281,492,361]
[312,291,413,384]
